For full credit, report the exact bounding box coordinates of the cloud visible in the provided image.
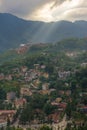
[0,0,86,22]
[64,8,87,21]
[0,0,71,16]
[50,0,71,9]
[58,0,87,21]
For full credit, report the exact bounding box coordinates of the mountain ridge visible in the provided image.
[0,13,87,52]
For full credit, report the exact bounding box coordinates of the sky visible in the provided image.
[0,0,87,22]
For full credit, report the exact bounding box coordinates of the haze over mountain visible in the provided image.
[0,13,87,52]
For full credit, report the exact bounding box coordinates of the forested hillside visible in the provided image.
[0,13,87,52]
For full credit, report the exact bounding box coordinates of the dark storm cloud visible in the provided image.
[0,0,86,21]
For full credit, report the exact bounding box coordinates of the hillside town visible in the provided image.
[0,51,87,130]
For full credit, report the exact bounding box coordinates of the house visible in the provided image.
[42,83,49,90]
[7,92,16,101]
[39,90,50,95]
[65,90,71,96]
[16,44,29,54]
[48,112,60,123]
[0,110,16,122]
[58,102,67,111]
[0,73,4,80]
[51,102,59,106]
[33,79,40,87]
[5,75,12,81]
[81,62,87,68]
[66,52,77,57]
[29,71,38,80]
[51,98,62,106]
[79,106,87,113]
[12,68,19,73]
[41,65,46,69]
[55,98,62,103]
[58,71,71,79]
[24,76,32,82]
[50,89,56,92]
[21,66,28,73]
[34,64,40,70]
[20,87,32,96]
[74,120,83,128]
[59,90,64,95]
[14,98,26,109]
[0,120,7,128]
[43,73,49,78]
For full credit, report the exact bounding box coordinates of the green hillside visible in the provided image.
[0,13,87,52]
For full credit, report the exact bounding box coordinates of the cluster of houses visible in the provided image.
[0,73,12,81]
[16,44,31,54]
[81,62,87,68]
[0,64,47,82]
[0,61,87,128]
[7,91,27,109]
[0,91,27,128]
[0,110,16,128]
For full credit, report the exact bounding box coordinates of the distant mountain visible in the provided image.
[0,13,87,52]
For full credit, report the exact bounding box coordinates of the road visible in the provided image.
[52,114,67,130]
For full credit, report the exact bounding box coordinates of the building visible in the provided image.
[20,87,32,96]
[7,92,16,101]
[14,98,26,109]
[81,62,87,68]
[42,83,49,90]
[0,110,16,122]
[0,120,7,128]
[58,71,71,79]
[55,98,62,103]
[21,66,28,73]
[0,73,4,80]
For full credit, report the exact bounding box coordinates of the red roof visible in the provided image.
[0,110,16,114]
[81,106,87,109]
[58,103,67,108]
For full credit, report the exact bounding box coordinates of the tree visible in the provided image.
[19,104,33,125]
[7,118,10,127]
[65,102,72,119]
[43,103,56,115]
[39,125,52,130]
[0,88,6,100]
